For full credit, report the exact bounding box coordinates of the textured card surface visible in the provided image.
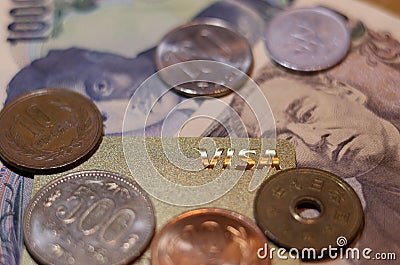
[23,137,297,265]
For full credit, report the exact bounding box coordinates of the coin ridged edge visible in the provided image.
[23,170,155,265]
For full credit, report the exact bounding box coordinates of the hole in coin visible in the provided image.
[291,198,323,223]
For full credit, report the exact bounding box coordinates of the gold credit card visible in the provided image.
[24,137,296,265]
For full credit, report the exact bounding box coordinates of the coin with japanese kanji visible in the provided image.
[0,88,103,173]
[254,168,364,258]
[23,170,155,265]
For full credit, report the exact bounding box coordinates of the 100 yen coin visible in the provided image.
[155,18,253,97]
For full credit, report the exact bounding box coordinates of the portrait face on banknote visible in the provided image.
[6,48,183,135]
[244,67,400,178]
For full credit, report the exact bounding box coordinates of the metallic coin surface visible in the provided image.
[0,88,103,173]
[23,171,155,265]
[151,208,269,265]
[254,168,364,256]
[264,7,350,71]
[155,18,253,97]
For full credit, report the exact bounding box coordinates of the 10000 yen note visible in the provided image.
[0,1,291,264]
[203,0,400,264]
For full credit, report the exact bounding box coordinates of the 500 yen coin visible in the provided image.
[23,171,155,265]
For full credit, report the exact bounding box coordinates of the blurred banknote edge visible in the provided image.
[0,166,33,265]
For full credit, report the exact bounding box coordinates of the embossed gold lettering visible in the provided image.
[256,149,277,169]
[195,148,279,171]
[196,148,224,169]
[334,210,351,223]
[309,178,324,192]
[222,148,234,169]
[236,149,256,170]
[272,187,287,199]
[328,189,345,206]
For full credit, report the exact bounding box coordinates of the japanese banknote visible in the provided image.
[0,0,398,264]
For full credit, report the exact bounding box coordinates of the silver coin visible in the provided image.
[264,7,350,71]
[23,171,155,265]
[155,18,253,97]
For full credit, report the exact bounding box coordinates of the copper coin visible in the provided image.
[23,170,155,265]
[264,7,350,71]
[254,168,364,257]
[0,88,103,173]
[151,208,269,265]
[155,18,253,97]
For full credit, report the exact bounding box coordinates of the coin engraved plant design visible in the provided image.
[5,105,94,162]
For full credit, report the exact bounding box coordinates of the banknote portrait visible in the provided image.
[4,0,276,137]
[5,47,193,136]
[257,68,398,262]
[205,28,400,264]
